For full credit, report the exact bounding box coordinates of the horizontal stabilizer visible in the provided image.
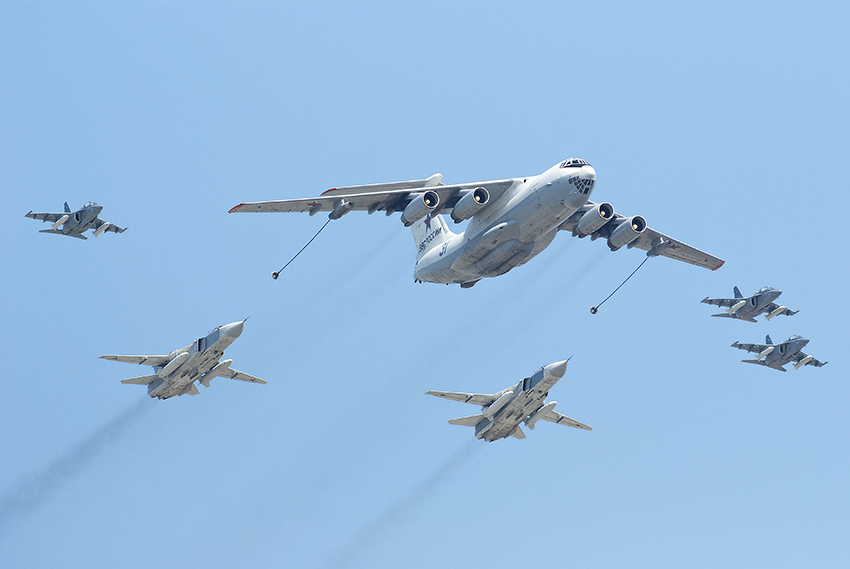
[509,426,526,439]
[120,374,158,385]
[448,413,484,427]
[742,359,786,372]
[39,229,87,240]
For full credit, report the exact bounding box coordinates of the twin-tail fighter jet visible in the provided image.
[100,320,265,399]
[426,359,591,441]
[702,286,798,322]
[230,158,724,287]
[731,334,827,372]
[25,201,127,240]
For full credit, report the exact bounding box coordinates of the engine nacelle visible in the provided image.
[483,391,514,419]
[451,187,490,223]
[607,215,646,250]
[575,202,614,237]
[401,190,440,227]
[159,351,189,377]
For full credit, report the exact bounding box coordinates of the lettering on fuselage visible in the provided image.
[418,226,443,253]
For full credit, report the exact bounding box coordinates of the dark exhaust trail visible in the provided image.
[320,439,482,569]
[0,398,151,537]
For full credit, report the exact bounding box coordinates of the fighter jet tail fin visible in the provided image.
[411,213,454,261]
[64,202,71,213]
[733,286,742,299]
[120,374,159,385]
[448,413,484,427]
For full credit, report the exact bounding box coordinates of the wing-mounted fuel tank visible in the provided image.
[451,187,490,223]
[401,190,440,226]
[607,216,647,250]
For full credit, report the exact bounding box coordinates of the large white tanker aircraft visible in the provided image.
[230,158,724,287]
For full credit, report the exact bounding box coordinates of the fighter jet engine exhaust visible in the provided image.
[321,439,482,568]
[271,218,332,280]
[0,398,151,537]
[590,256,650,314]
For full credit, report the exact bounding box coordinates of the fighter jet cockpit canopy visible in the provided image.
[83,201,99,208]
[786,334,803,342]
[559,158,591,168]
[757,286,776,294]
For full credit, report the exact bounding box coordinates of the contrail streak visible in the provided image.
[321,439,482,569]
[0,398,151,537]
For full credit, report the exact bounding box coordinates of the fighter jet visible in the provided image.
[25,201,127,239]
[731,334,827,372]
[229,158,723,287]
[702,286,798,322]
[100,320,265,399]
[426,359,591,441]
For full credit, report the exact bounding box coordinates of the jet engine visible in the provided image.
[575,202,614,237]
[401,190,440,226]
[607,215,646,250]
[450,187,490,223]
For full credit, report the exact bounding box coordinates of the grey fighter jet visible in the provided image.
[731,334,827,372]
[702,286,798,322]
[426,360,591,441]
[100,320,265,399]
[26,201,126,240]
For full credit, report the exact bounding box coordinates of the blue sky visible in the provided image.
[1,2,848,568]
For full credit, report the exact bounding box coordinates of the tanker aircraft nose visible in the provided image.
[579,164,596,182]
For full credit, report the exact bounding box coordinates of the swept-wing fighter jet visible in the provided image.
[731,334,827,372]
[230,158,723,287]
[25,201,127,240]
[426,359,591,441]
[100,320,265,399]
[702,286,798,322]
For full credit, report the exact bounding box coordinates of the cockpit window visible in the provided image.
[84,201,98,208]
[560,158,590,168]
[787,335,802,341]
[757,286,774,293]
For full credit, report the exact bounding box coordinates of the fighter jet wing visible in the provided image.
[558,201,724,271]
[229,178,518,217]
[93,218,127,234]
[99,354,171,367]
[25,211,65,223]
[765,302,798,317]
[541,411,593,431]
[792,352,828,368]
[219,367,266,384]
[701,296,740,308]
[425,390,497,406]
[730,341,768,355]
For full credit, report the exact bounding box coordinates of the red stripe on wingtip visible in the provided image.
[712,260,725,271]
[228,203,245,213]
[320,188,338,195]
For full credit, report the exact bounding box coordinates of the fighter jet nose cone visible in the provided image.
[580,165,596,181]
[224,320,244,338]
[545,360,568,379]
